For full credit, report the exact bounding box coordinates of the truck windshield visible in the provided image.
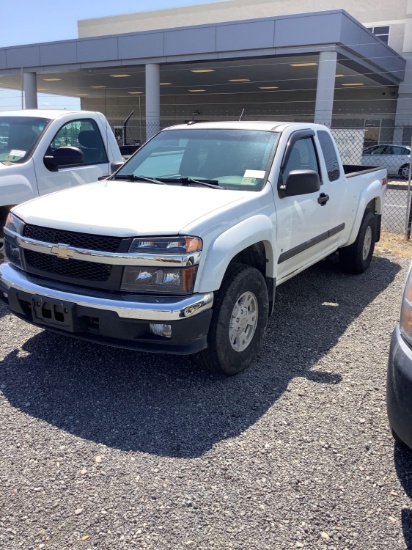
[0,116,50,163]
[116,128,279,191]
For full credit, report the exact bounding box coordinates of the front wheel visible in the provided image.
[339,211,377,274]
[192,263,269,375]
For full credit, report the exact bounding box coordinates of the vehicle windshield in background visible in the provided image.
[0,116,50,163]
[115,128,279,191]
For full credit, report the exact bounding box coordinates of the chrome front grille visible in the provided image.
[23,224,122,252]
[24,249,112,281]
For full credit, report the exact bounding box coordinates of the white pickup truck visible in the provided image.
[0,121,387,375]
[0,109,124,259]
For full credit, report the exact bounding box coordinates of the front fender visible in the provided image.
[0,160,37,207]
[196,214,275,293]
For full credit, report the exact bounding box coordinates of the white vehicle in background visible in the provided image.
[361,144,411,179]
[0,110,124,259]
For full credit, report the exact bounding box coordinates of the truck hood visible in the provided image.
[14,180,251,236]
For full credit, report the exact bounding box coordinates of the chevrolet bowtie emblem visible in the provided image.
[50,244,74,260]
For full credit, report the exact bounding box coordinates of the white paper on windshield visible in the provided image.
[6,149,26,161]
[243,170,265,178]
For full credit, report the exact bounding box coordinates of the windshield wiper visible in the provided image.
[112,174,165,185]
[157,176,222,189]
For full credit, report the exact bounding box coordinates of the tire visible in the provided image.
[192,263,269,375]
[339,211,377,274]
[399,164,410,180]
[391,427,404,445]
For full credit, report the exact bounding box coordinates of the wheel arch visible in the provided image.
[345,193,381,248]
[196,215,276,312]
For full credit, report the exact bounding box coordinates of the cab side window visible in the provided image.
[317,130,340,182]
[282,137,320,185]
[47,119,108,166]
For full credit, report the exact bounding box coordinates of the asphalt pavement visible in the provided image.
[0,253,412,549]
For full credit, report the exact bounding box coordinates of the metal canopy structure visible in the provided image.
[0,9,406,131]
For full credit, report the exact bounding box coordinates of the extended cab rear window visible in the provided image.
[317,130,340,182]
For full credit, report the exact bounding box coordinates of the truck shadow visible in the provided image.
[0,256,402,457]
[394,443,412,547]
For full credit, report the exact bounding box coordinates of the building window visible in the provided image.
[366,26,390,45]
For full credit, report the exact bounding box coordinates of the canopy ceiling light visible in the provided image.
[289,62,318,67]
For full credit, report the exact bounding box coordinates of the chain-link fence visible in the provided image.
[328,126,412,237]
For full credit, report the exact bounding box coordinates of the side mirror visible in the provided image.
[44,146,84,171]
[111,160,124,173]
[285,170,320,196]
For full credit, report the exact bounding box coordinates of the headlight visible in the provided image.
[4,212,24,267]
[128,236,202,254]
[400,264,412,345]
[121,236,202,294]
[5,212,25,236]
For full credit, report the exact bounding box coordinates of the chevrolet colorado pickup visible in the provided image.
[0,121,387,374]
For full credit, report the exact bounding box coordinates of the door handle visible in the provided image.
[317,193,329,206]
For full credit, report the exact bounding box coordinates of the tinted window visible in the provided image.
[48,118,108,166]
[370,145,387,155]
[281,137,320,185]
[317,130,340,182]
[390,146,409,156]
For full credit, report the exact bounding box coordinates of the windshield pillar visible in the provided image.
[145,63,160,141]
[23,72,38,109]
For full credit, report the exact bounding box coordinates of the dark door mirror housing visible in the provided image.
[44,146,84,171]
[111,160,124,173]
[285,170,320,196]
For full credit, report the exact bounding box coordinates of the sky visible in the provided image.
[0,0,219,110]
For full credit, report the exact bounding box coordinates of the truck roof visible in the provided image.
[0,109,102,120]
[163,120,329,133]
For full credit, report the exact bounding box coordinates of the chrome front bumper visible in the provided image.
[0,262,214,322]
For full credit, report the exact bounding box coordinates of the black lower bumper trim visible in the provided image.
[5,287,213,355]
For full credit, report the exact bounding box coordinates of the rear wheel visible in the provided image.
[192,263,269,375]
[399,164,410,180]
[339,211,376,274]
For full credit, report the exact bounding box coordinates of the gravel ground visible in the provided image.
[1,253,412,549]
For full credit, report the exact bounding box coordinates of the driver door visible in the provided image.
[275,132,337,283]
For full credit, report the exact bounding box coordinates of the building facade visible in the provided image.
[0,0,410,143]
